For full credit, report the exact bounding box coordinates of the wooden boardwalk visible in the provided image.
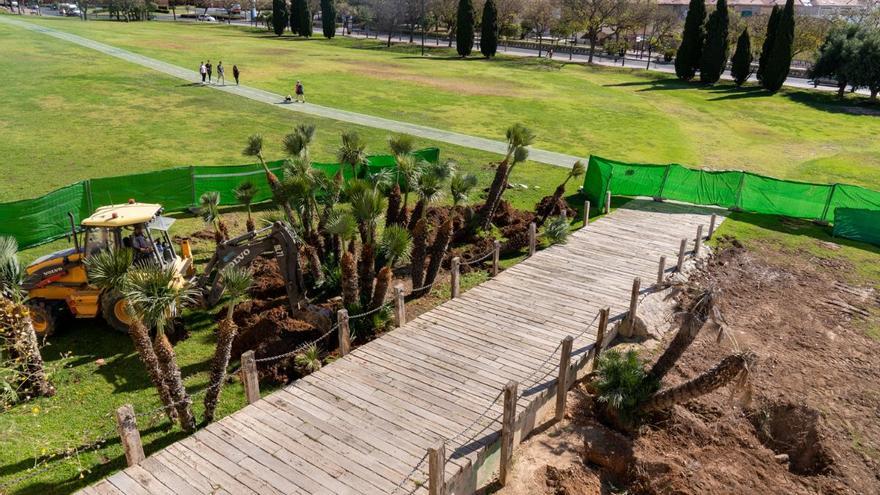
[78,200,723,495]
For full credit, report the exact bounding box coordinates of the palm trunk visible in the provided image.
[410,218,428,290]
[304,244,324,285]
[648,291,715,382]
[357,243,376,306]
[153,330,196,431]
[479,160,510,230]
[538,183,568,226]
[129,319,177,422]
[417,218,452,297]
[203,314,238,423]
[407,199,426,232]
[386,184,402,227]
[371,266,392,310]
[258,157,297,228]
[640,352,756,412]
[341,250,359,308]
[246,216,256,233]
[1,300,54,397]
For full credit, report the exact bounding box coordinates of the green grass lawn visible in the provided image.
[11,15,880,191]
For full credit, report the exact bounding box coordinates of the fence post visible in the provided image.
[450,257,460,299]
[708,214,717,239]
[604,190,612,214]
[555,336,574,422]
[676,238,687,271]
[528,222,537,257]
[394,284,406,327]
[657,255,666,286]
[492,240,501,277]
[115,404,145,467]
[595,307,610,361]
[694,225,704,257]
[337,309,351,357]
[428,441,446,495]
[240,350,260,404]
[583,200,590,226]
[499,381,518,486]
[628,277,641,325]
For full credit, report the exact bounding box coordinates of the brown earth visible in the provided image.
[495,236,880,495]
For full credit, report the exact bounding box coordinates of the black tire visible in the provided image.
[101,291,132,334]
[26,300,58,338]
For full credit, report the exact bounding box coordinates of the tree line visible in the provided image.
[810,19,880,100]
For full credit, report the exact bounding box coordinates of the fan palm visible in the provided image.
[543,216,570,246]
[233,181,259,233]
[294,343,322,374]
[388,134,415,157]
[538,161,586,225]
[481,124,535,230]
[243,134,296,228]
[408,160,452,229]
[379,225,413,268]
[123,264,199,431]
[283,124,316,162]
[0,237,53,398]
[85,249,177,421]
[199,191,227,245]
[450,172,478,206]
[337,131,368,178]
[203,266,252,423]
[349,187,386,246]
[395,154,421,218]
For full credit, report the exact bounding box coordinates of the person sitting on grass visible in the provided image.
[295,80,305,103]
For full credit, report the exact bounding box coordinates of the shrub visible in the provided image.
[594,350,659,424]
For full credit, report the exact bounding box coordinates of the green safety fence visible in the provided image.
[833,208,880,247]
[583,155,880,243]
[0,148,439,249]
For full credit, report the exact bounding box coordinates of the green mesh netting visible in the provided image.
[737,173,833,220]
[833,208,880,247]
[90,167,193,212]
[193,161,284,206]
[659,165,742,208]
[0,182,90,249]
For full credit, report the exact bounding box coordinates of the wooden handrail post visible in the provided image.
[694,224,704,257]
[595,307,610,361]
[555,336,574,422]
[450,257,460,299]
[115,404,145,467]
[657,255,666,286]
[528,222,536,257]
[393,284,406,327]
[492,240,501,277]
[708,214,717,239]
[428,441,446,495]
[628,277,641,325]
[499,381,518,486]
[583,200,590,226]
[337,309,351,356]
[676,238,687,271]
[604,190,611,214]
[240,350,260,404]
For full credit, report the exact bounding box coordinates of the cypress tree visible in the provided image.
[762,0,795,92]
[699,0,729,84]
[674,0,707,81]
[272,0,288,36]
[456,0,475,57]
[730,29,753,86]
[757,5,779,82]
[289,0,300,35]
[298,0,313,37]
[321,0,336,39]
[480,0,498,58]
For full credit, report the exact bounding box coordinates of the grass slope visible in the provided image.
[13,16,880,190]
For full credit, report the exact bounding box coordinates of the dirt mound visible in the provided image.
[534,195,577,222]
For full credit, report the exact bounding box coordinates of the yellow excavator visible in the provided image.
[23,202,195,337]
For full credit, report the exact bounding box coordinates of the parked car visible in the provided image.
[228,3,241,14]
[197,14,217,22]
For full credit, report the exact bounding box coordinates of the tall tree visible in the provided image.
[321,0,336,38]
[675,0,706,81]
[290,0,301,34]
[524,0,558,58]
[849,29,880,100]
[456,0,475,57]
[757,5,780,82]
[297,0,313,37]
[810,24,861,98]
[699,0,729,84]
[481,0,499,58]
[761,0,795,92]
[644,5,679,70]
[562,0,623,64]
[730,28,753,87]
[272,0,287,35]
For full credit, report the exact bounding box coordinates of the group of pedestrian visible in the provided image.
[199,60,240,86]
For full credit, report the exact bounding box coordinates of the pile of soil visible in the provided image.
[534,195,577,223]
[498,236,880,494]
[424,200,536,263]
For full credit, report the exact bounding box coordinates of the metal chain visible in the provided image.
[346,300,393,320]
[255,323,339,363]
[459,247,495,267]
[408,280,436,294]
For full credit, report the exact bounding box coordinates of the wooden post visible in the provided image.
[393,284,406,327]
[657,255,666,286]
[694,225,704,257]
[428,441,446,495]
[240,350,260,404]
[708,214,717,239]
[676,238,687,271]
[115,404,145,467]
[337,309,351,356]
[595,307,610,360]
[499,381,518,486]
[583,200,590,226]
[604,190,611,214]
[528,222,536,257]
[555,336,574,422]
[492,240,501,277]
[450,257,460,299]
[628,278,641,325]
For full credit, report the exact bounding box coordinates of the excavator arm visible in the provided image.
[199,222,305,310]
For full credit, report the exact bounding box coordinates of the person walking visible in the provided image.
[232,64,240,85]
[217,61,225,86]
[295,80,305,103]
[199,61,207,83]
[206,60,213,84]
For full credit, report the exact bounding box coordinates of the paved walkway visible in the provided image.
[75,200,723,495]
[0,15,581,169]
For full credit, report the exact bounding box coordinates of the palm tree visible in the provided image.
[450,171,478,206]
[283,124,316,162]
[203,266,252,423]
[410,218,429,291]
[85,249,177,422]
[233,181,259,233]
[417,218,453,297]
[389,134,415,157]
[199,191,228,245]
[282,157,325,244]
[373,226,412,310]
[543,216,570,246]
[408,160,453,231]
[294,343,322,374]
[336,131,367,179]
[325,210,358,263]
[123,264,199,431]
[243,134,297,228]
[480,124,535,230]
[538,161,586,225]
[0,236,53,398]
[349,186,386,246]
[395,154,421,226]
